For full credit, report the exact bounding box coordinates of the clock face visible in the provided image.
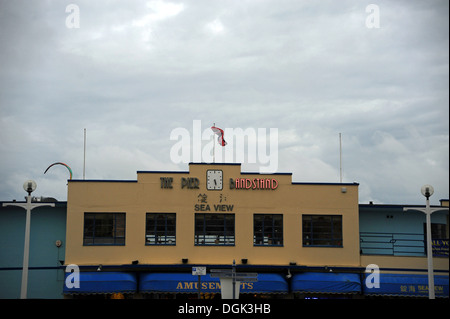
[206,170,223,190]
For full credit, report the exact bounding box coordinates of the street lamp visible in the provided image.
[421,184,434,199]
[2,180,55,299]
[403,185,449,299]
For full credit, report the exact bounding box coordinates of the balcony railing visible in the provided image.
[360,232,449,257]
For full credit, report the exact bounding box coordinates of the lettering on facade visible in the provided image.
[194,204,234,212]
[182,177,200,189]
[195,193,233,212]
[175,281,254,290]
[160,177,173,188]
[159,176,278,190]
[198,193,208,203]
[432,239,449,257]
[400,284,445,295]
[160,177,200,189]
[230,178,278,190]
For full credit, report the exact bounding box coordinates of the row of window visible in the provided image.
[83,213,343,247]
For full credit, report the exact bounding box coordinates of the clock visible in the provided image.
[206,170,223,190]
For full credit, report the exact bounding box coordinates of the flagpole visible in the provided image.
[83,128,86,180]
[339,133,342,183]
[213,123,216,163]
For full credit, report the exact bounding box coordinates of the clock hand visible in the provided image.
[214,180,217,186]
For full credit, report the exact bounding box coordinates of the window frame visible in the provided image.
[302,214,343,247]
[194,213,235,246]
[83,212,126,246]
[253,214,284,246]
[145,213,176,246]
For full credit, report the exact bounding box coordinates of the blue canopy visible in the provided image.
[63,272,137,294]
[140,273,288,294]
[292,272,361,294]
[363,274,449,298]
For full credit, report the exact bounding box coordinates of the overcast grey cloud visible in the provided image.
[0,0,448,204]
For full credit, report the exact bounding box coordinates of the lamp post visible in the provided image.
[2,180,55,299]
[403,185,449,299]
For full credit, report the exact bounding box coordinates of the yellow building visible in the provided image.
[63,163,448,299]
[66,163,359,268]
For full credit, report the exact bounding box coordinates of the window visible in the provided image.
[146,213,176,245]
[83,213,125,245]
[195,214,235,245]
[426,223,448,240]
[254,214,283,246]
[302,215,342,247]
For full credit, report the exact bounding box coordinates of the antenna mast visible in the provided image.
[339,133,342,183]
[83,128,86,180]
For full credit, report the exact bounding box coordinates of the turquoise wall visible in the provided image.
[359,204,448,256]
[0,203,66,299]
[359,204,448,234]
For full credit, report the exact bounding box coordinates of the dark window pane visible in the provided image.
[83,213,125,246]
[146,213,176,245]
[302,215,342,247]
[253,214,283,246]
[195,214,235,246]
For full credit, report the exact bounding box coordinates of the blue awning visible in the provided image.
[363,274,449,298]
[140,273,288,294]
[292,272,361,294]
[63,272,137,294]
[252,273,288,294]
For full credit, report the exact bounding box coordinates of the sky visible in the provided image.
[0,0,448,205]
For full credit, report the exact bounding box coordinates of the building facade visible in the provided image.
[359,201,449,298]
[1,163,448,299]
[65,163,360,269]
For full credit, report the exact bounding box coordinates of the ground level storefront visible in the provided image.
[62,267,449,299]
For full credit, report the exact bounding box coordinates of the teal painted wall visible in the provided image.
[359,204,448,234]
[0,203,66,299]
[359,204,448,256]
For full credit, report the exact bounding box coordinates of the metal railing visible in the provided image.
[360,232,449,257]
[360,232,426,256]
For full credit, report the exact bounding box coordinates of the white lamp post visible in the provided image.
[403,185,449,299]
[2,180,55,299]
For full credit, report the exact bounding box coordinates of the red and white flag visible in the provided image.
[211,125,227,146]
